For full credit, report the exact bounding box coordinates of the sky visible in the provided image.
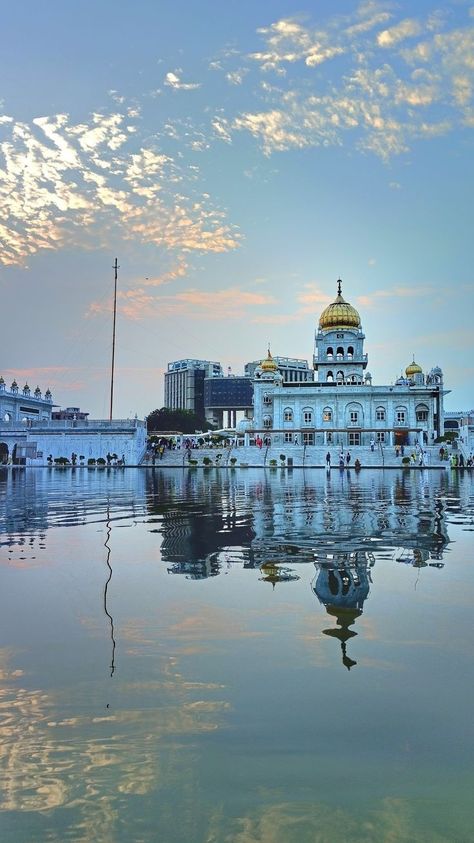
[1,0,473,417]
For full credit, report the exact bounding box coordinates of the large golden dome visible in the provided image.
[405,359,422,377]
[261,348,278,372]
[319,280,361,330]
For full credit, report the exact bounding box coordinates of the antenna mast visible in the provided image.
[109,258,119,421]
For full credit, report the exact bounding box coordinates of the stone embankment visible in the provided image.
[142,444,448,469]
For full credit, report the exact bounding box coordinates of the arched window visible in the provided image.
[263,415,272,429]
[322,407,332,422]
[263,393,272,405]
[375,406,386,421]
[416,404,429,422]
[336,346,344,360]
[302,407,314,425]
[336,370,344,383]
[347,346,354,360]
[395,406,407,425]
[326,371,334,383]
[283,408,293,422]
[326,346,333,360]
[346,402,363,427]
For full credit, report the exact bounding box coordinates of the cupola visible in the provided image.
[319,280,361,330]
[261,348,278,373]
[405,358,422,377]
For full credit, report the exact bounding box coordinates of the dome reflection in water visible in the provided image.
[0,465,473,843]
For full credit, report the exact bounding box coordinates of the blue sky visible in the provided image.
[1,0,473,416]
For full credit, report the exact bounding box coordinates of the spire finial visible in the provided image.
[337,278,342,296]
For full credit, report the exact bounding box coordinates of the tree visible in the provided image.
[146,407,214,434]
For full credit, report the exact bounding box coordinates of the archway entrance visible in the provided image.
[394,430,408,446]
[0,442,8,465]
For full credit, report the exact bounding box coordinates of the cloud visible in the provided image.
[0,110,239,266]
[226,69,249,85]
[89,286,276,322]
[249,17,345,73]
[164,70,201,91]
[377,18,422,48]
[221,6,474,160]
[356,285,436,307]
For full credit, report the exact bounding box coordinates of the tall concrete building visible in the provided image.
[164,359,223,416]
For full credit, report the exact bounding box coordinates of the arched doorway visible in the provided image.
[0,442,8,465]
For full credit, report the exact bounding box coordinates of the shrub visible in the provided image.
[402,456,411,466]
[54,457,70,466]
[188,459,198,466]
[97,457,106,466]
[87,458,96,466]
[279,454,286,462]
[203,456,213,466]
[269,459,277,466]
[229,457,237,465]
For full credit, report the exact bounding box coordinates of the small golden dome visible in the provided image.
[406,359,422,377]
[319,280,361,330]
[261,348,278,372]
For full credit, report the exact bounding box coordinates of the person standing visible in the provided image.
[326,451,331,468]
[346,451,351,466]
[370,438,375,452]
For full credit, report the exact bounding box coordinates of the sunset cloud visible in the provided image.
[223,6,474,160]
[89,286,276,321]
[0,111,238,266]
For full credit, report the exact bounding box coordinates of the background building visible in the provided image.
[245,357,313,383]
[52,407,89,421]
[203,375,253,428]
[164,359,223,416]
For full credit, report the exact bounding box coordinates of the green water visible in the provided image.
[0,467,473,842]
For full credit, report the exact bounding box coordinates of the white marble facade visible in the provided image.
[251,282,447,448]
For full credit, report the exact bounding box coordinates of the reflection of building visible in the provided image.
[250,280,448,448]
[313,551,374,670]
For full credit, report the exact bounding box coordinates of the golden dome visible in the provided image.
[261,348,278,372]
[406,359,422,377]
[319,280,361,330]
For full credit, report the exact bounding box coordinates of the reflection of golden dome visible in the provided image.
[261,348,278,372]
[405,359,422,377]
[319,280,361,330]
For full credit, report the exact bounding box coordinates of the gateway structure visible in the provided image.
[251,281,447,448]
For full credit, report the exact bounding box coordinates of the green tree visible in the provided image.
[146,407,214,434]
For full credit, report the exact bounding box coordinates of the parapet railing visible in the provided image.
[0,418,145,430]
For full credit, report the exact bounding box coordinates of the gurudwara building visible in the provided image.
[250,280,447,448]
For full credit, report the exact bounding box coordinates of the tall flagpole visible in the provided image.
[109,258,119,421]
